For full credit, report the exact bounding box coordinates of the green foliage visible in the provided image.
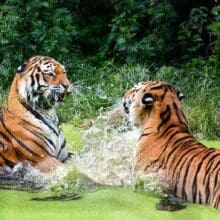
[0,0,219,139]
[0,0,76,88]
[209,6,220,71]
[100,0,177,64]
[177,7,209,56]
[0,0,218,70]
[0,4,23,86]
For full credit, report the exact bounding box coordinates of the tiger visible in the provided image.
[122,81,220,209]
[0,56,71,173]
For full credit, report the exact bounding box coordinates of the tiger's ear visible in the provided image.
[16,64,27,74]
[177,90,185,100]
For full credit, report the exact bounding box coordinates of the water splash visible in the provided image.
[0,101,167,198]
[72,102,139,186]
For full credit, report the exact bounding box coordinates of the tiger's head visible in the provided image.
[122,81,187,130]
[14,56,71,109]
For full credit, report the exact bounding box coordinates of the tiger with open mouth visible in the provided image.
[0,56,72,172]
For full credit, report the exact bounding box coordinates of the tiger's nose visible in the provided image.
[123,102,129,114]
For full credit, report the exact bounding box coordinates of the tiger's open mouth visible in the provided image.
[41,84,73,107]
[49,92,67,105]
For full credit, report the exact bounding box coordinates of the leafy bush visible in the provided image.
[0,0,219,139]
[1,0,217,74]
[209,6,220,71]
[0,0,76,88]
[177,7,209,57]
[100,0,177,64]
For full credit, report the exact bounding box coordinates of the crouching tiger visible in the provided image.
[122,81,220,210]
[0,56,71,172]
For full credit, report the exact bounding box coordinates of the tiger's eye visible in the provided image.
[47,72,55,77]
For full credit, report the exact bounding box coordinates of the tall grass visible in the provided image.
[0,58,218,139]
[57,58,219,139]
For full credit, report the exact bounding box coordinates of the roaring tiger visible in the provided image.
[122,81,220,209]
[0,56,71,172]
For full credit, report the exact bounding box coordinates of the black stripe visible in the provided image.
[0,131,11,143]
[21,119,42,131]
[172,144,200,181]
[205,161,220,204]
[181,148,208,201]
[152,135,193,173]
[158,105,171,131]
[22,126,52,155]
[163,129,190,151]
[0,115,40,158]
[173,102,188,126]
[20,101,58,136]
[43,136,56,153]
[31,74,35,87]
[161,87,168,100]
[203,153,220,184]
[156,123,181,140]
[162,135,192,168]
[199,192,202,204]
[36,73,40,88]
[42,73,48,82]
[32,139,51,156]
[173,102,183,123]
[205,175,211,204]
[144,159,159,172]
[192,149,215,203]
[57,140,66,159]
[0,154,14,168]
[173,147,200,198]
[0,141,4,148]
[150,85,164,90]
[138,132,154,140]
[213,169,220,195]
[214,197,220,209]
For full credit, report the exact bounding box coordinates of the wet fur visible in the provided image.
[0,56,71,172]
[123,81,220,209]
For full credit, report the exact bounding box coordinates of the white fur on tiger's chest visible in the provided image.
[28,109,68,160]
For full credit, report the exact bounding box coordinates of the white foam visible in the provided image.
[72,103,139,186]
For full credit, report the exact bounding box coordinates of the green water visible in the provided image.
[0,125,219,219]
[0,187,220,220]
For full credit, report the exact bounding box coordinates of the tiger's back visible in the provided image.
[122,81,220,209]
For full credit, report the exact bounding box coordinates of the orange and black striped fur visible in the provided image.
[0,56,71,172]
[122,81,220,209]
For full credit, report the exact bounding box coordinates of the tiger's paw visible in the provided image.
[156,198,186,211]
[35,157,62,172]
